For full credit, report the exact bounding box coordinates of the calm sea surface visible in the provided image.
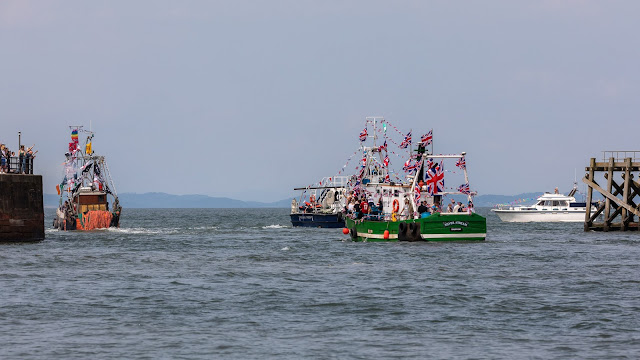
[1,208,639,359]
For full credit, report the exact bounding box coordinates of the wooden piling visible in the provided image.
[583,151,640,231]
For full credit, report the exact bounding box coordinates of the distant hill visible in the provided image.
[44,191,597,209]
[44,192,293,209]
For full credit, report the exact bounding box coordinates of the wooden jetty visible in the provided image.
[583,151,640,231]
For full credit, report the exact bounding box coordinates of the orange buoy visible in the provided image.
[342,228,349,235]
[383,230,390,239]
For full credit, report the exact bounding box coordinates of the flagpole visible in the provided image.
[461,151,471,203]
[430,128,434,155]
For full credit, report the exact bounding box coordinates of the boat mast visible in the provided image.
[461,151,471,203]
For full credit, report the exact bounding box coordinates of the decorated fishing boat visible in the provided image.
[290,176,348,228]
[491,184,596,222]
[53,126,122,231]
[342,117,486,242]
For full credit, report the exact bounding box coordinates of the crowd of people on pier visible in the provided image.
[0,142,37,174]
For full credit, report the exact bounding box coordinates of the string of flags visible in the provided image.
[302,118,478,198]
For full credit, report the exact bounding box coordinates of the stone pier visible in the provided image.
[0,174,45,241]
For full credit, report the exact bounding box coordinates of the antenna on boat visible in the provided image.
[431,129,434,155]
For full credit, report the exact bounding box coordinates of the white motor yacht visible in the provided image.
[492,186,596,222]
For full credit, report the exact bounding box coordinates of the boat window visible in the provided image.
[537,201,544,206]
[552,201,560,206]
[559,201,568,207]
[544,201,553,206]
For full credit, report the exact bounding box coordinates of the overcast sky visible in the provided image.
[2,1,639,202]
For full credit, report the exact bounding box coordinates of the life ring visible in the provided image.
[310,194,316,203]
[392,199,400,213]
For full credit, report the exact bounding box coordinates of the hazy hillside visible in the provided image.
[44,191,596,209]
[44,192,293,209]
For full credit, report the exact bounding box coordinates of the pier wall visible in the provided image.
[0,174,45,241]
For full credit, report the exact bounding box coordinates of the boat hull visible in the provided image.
[492,210,586,222]
[290,213,345,228]
[53,209,121,231]
[344,213,487,242]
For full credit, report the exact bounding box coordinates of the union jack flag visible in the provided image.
[425,157,434,169]
[383,155,389,167]
[403,159,419,172]
[414,185,421,202]
[420,130,433,146]
[425,161,444,195]
[399,131,412,149]
[378,140,388,152]
[384,173,390,183]
[361,156,367,167]
[359,128,368,142]
[455,156,466,169]
[458,183,471,195]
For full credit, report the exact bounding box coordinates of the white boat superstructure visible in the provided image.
[492,187,596,222]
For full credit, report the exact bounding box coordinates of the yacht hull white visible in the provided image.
[493,209,586,222]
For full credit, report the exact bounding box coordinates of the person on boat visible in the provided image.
[554,187,559,194]
[347,199,355,214]
[360,198,369,218]
[401,198,411,220]
[457,202,465,212]
[453,201,461,213]
[467,201,475,214]
[418,200,429,216]
[445,198,454,213]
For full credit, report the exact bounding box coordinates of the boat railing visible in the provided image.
[2,156,35,174]
[602,151,640,162]
[318,176,350,188]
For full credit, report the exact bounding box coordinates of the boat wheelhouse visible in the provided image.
[290,176,348,228]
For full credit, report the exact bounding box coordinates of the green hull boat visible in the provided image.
[345,213,486,242]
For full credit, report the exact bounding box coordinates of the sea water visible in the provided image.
[1,208,638,359]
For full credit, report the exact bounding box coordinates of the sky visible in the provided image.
[2,1,640,202]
